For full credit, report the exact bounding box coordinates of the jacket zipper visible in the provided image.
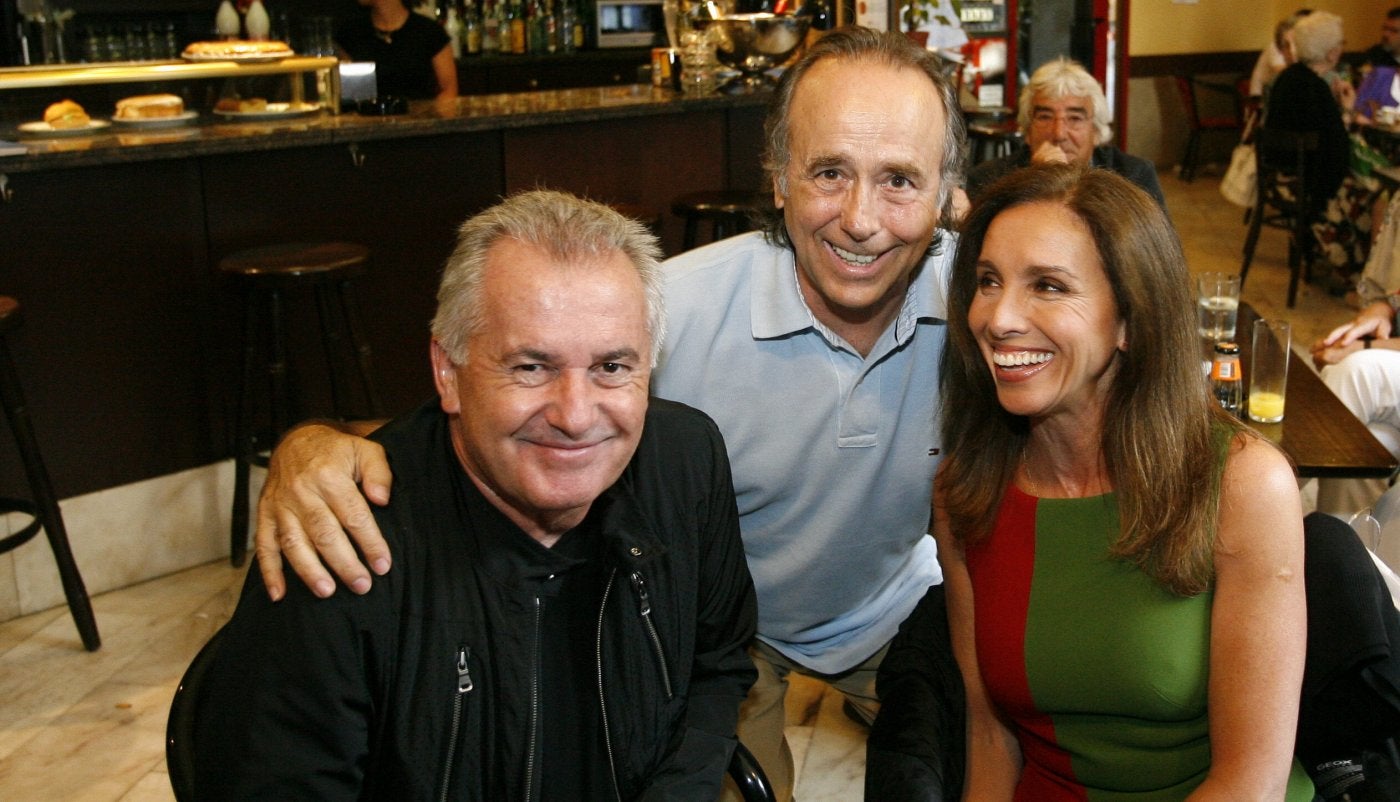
[439,645,474,802]
[629,571,673,700]
[524,595,542,802]
[596,569,623,802]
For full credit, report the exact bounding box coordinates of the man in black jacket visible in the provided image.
[192,189,758,800]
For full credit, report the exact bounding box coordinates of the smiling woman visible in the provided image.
[932,164,1314,801]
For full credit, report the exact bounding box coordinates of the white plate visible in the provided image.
[182,50,294,64]
[16,119,111,137]
[213,103,320,121]
[112,111,199,129]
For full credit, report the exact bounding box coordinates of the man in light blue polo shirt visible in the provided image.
[248,27,967,802]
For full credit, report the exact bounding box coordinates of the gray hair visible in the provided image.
[1017,57,1112,146]
[1291,10,1343,65]
[431,189,666,366]
[757,25,967,243]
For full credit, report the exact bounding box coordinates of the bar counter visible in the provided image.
[0,85,770,503]
[1,84,769,173]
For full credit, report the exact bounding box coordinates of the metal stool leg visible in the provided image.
[336,279,382,417]
[313,284,349,420]
[230,291,260,567]
[0,338,99,650]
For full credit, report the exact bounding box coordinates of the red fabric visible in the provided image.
[966,488,1086,801]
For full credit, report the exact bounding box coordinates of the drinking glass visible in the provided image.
[1197,272,1240,345]
[1248,318,1291,423]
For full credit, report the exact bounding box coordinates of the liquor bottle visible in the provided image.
[463,0,483,55]
[543,0,558,54]
[509,0,527,54]
[1211,342,1243,415]
[571,0,587,50]
[527,0,545,54]
[482,0,502,54]
[558,0,577,53]
[445,1,463,58]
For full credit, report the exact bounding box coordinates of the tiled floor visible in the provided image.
[0,167,1360,801]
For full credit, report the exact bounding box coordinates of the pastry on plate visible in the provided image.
[114,94,185,120]
[43,99,90,129]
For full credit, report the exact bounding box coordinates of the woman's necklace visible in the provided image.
[372,9,410,44]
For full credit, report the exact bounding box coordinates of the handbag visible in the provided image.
[1219,142,1257,207]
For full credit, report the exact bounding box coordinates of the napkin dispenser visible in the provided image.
[595,0,666,48]
[339,63,378,112]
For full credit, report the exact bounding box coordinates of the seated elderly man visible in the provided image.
[965,57,1166,211]
[191,189,758,800]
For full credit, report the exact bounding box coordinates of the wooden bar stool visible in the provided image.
[0,297,100,651]
[671,190,770,251]
[220,242,383,567]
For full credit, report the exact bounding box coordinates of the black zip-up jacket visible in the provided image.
[193,398,758,801]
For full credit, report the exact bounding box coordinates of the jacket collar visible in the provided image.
[446,430,668,588]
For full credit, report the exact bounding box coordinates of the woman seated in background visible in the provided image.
[339,0,458,100]
[934,165,1313,799]
[1265,10,1384,287]
[1250,8,1311,99]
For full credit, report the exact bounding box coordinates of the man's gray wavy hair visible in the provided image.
[1017,57,1112,147]
[431,189,667,366]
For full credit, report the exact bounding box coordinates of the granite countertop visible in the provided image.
[0,85,770,174]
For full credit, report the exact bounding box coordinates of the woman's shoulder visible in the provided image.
[1217,431,1303,549]
[1222,430,1293,491]
[403,12,450,44]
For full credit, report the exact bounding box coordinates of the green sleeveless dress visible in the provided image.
[965,485,1314,801]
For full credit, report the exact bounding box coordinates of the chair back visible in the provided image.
[1255,128,1318,208]
[165,624,226,802]
[1254,128,1320,250]
[1174,74,1245,132]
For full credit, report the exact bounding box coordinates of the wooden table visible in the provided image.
[1236,304,1397,478]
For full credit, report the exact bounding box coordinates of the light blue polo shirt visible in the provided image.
[653,232,950,674]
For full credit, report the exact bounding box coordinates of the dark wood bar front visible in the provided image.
[0,87,769,499]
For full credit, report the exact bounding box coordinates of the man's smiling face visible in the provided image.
[775,57,947,338]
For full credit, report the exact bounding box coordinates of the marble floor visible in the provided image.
[0,166,1360,801]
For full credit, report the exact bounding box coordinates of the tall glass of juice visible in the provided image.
[1248,318,1290,423]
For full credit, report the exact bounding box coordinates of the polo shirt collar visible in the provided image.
[750,237,951,345]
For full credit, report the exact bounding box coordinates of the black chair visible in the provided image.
[1297,512,1400,800]
[1240,129,1319,308]
[0,297,100,652]
[966,117,1022,166]
[1175,74,1245,183]
[220,242,383,567]
[167,625,776,801]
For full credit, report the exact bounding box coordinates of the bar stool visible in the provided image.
[0,297,100,651]
[966,118,1022,165]
[671,190,770,252]
[609,202,664,235]
[220,242,383,567]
